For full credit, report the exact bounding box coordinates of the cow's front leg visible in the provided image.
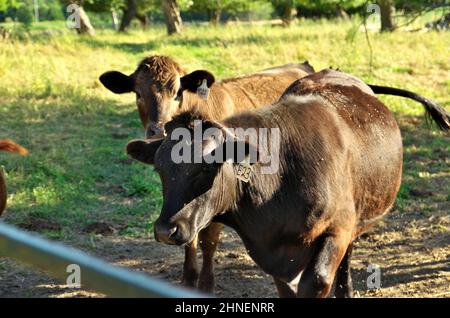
[334,242,354,298]
[198,222,223,293]
[181,235,199,288]
[298,232,351,298]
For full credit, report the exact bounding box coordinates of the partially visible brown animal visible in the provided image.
[125,69,448,297]
[0,139,28,215]
[100,55,315,138]
[100,56,315,292]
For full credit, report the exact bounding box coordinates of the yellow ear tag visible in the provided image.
[196,79,210,101]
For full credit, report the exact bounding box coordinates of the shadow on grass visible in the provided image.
[0,88,161,232]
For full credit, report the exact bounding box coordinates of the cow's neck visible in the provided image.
[179,85,234,122]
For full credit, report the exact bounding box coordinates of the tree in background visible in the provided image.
[120,0,138,31]
[295,0,366,19]
[190,0,222,24]
[0,0,32,25]
[395,0,449,30]
[378,0,395,31]
[16,1,33,27]
[161,0,182,35]
[119,0,153,32]
[84,0,123,30]
[0,0,19,14]
[0,0,65,23]
[40,0,65,21]
[188,0,270,24]
[61,0,95,35]
[272,0,296,26]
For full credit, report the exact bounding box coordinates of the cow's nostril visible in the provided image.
[168,226,178,238]
[146,130,155,138]
[155,223,178,244]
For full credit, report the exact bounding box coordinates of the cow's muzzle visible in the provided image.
[145,122,164,139]
[154,219,178,245]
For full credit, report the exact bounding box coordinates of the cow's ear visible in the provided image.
[126,138,163,165]
[99,71,134,94]
[177,70,215,97]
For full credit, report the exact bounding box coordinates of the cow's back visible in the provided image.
[220,65,311,113]
[179,65,310,123]
[228,69,403,240]
[279,70,403,236]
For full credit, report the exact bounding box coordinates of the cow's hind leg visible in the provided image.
[198,222,223,293]
[298,232,351,298]
[181,235,199,288]
[334,242,354,298]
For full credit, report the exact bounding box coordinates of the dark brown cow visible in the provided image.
[126,69,449,297]
[0,140,28,215]
[100,56,315,291]
[101,57,449,293]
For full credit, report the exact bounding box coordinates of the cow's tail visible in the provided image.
[369,85,450,131]
[0,139,28,155]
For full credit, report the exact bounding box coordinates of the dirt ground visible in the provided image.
[0,204,448,298]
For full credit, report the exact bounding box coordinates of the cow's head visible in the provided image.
[126,113,257,245]
[100,55,215,138]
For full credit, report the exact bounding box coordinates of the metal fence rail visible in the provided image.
[0,222,208,298]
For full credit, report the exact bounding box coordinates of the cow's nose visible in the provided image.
[145,123,164,139]
[145,127,156,139]
[154,222,178,244]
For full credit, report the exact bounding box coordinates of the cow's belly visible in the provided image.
[233,228,316,282]
[351,122,403,235]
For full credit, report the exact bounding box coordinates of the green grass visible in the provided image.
[0,19,449,240]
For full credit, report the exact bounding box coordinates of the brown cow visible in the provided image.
[100,56,315,138]
[125,69,449,297]
[100,56,315,291]
[0,139,28,215]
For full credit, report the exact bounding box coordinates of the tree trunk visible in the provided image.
[119,0,137,32]
[207,8,221,25]
[379,0,395,32]
[336,6,349,20]
[209,0,221,25]
[211,8,221,25]
[162,0,182,35]
[281,2,296,26]
[76,5,95,35]
[111,10,119,31]
[136,12,149,30]
[65,1,95,35]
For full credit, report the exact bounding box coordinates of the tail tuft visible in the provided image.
[0,139,28,155]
